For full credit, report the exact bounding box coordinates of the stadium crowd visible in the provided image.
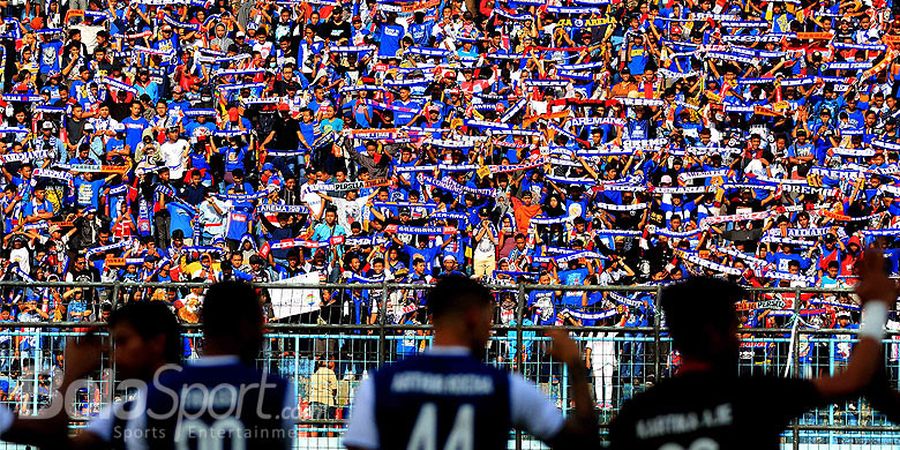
[0,0,900,417]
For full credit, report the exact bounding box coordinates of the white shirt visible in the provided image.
[158,139,189,179]
[331,196,368,230]
[342,346,565,449]
[301,183,325,218]
[474,223,499,258]
[198,198,228,237]
[9,247,30,275]
[588,332,619,365]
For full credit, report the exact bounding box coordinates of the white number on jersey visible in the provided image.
[407,403,474,450]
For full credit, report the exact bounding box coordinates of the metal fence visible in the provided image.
[0,281,898,449]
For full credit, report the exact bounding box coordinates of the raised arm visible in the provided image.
[814,249,893,401]
[543,329,600,449]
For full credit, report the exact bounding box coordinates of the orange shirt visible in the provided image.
[511,196,542,234]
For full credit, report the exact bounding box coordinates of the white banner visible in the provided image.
[270,273,321,320]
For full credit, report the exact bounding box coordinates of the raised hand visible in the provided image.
[547,328,582,366]
[855,249,897,306]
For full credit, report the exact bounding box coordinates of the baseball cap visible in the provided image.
[660,175,673,184]
[236,31,245,38]
[41,121,53,130]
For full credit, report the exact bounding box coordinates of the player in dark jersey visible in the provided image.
[344,274,598,450]
[609,249,894,450]
[0,301,182,450]
[138,280,296,450]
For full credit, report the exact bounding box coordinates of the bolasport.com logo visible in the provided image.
[22,364,300,441]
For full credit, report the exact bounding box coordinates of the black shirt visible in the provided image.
[609,372,824,450]
[319,19,351,42]
[269,115,300,151]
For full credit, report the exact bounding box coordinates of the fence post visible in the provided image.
[294,337,301,434]
[515,283,526,450]
[515,283,526,371]
[109,283,119,412]
[653,286,662,382]
[32,328,41,416]
[377,282,388,367]
[111,283,120,308]
[109,327,117,410]
[792,287,801,450]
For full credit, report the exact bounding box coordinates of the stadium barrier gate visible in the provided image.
[0,281,898,449]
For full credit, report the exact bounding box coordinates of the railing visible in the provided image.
[0,281,897,449]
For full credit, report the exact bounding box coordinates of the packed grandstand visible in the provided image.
[0,0,899,432]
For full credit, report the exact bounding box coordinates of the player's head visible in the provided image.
[660,276,744,370]
[107,301,182,380]
[427,275,494,357]
[202,280,264,364]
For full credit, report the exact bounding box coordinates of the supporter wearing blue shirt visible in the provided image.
[22,185,53,222]
[392,86,422,127]
[38,37,62,75]
[311,208,347,262]
[659,194,698,226]
[153,25,181,67]
[298,109,317,152]
[167,86,191,117]
[346,93,374,128]
[558,264,590,308]
[833,312,858,363]
[400,236,442,273]
[122,103,151,153]
[73,173,107,210]
[440,233,467,266]
[408,12,433,46]
[626,116,650,140]
[221,140,249,175]
[625,34,649,76]
[528,272,560,326]
[225,203,254,243]
[376,23,404,58]
[772,245,810,272]
[184,115,216,140]
[224,169,256,195]
[261,214,299,262]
